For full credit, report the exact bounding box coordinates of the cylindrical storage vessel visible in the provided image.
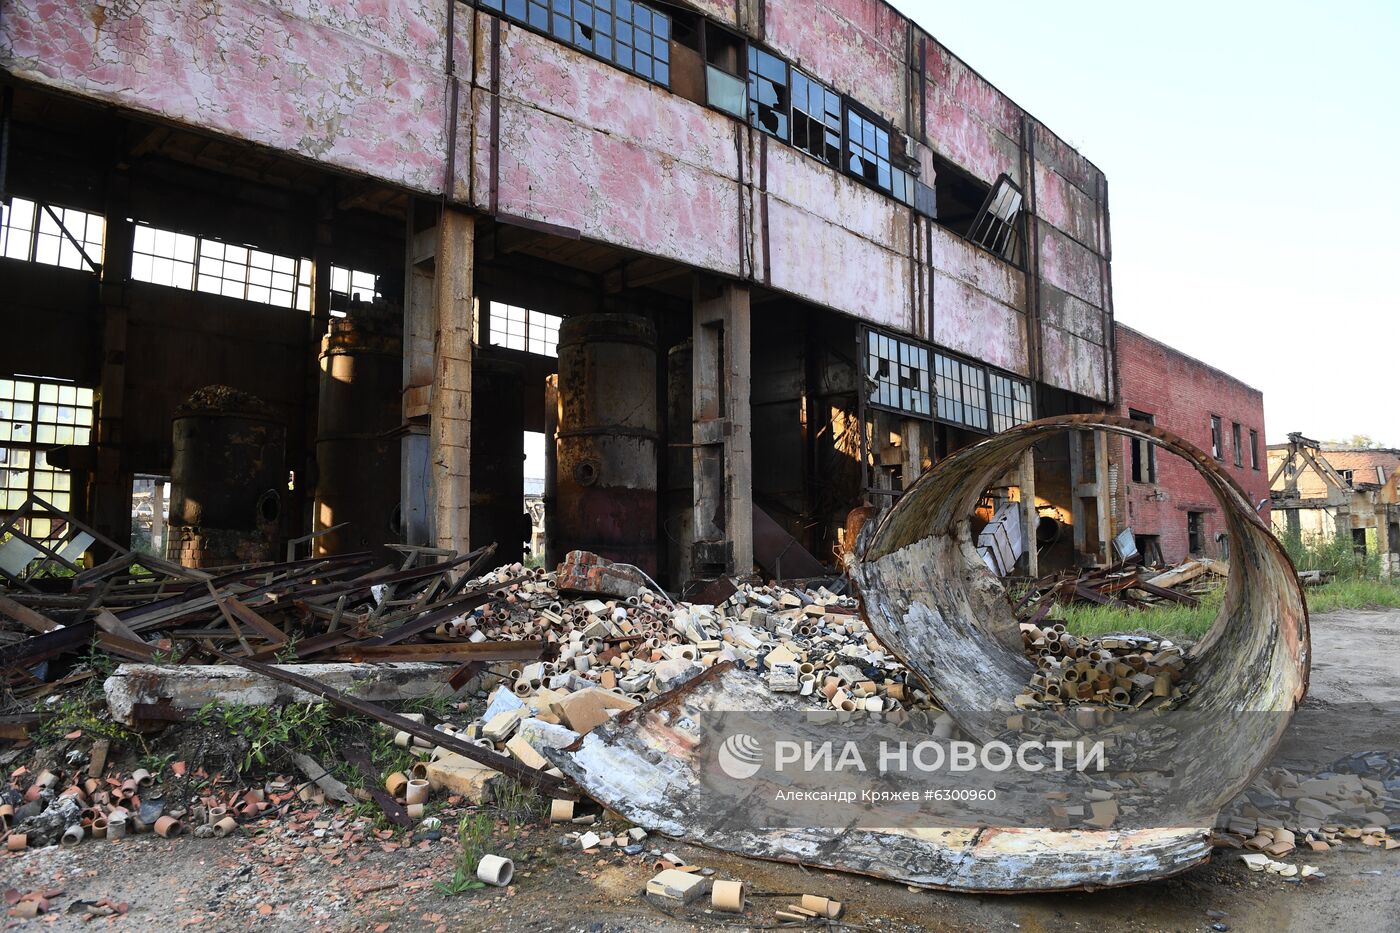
[664,340,694,588]
[471,359,528,571]
[167,386,287,568]
[314,302,403,557]
[552,314,659,574]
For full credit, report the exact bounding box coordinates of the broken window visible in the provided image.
[934,352,988,431]
[480,0,671,87]
[844,106,912,204]
[790,69,841,168]
[1187,511,1204,556]
[489,301,562,357]
[1339,469,1354,487]
[747,46,788,141]
[928,154,988,235]
[1128,409,1157,484]
[329,265,382,318]
[865,329,930,417]
[966,174,1023,262]
[989,373,1033,432]
[703,22,746,117]
[1,197,105,272]
[1250,429,1260,470]
[132,223,311,311]
[1232,421,1242,467]
[1,377,93,542]
[1210,415,1223,460]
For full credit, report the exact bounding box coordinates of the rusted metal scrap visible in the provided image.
[550,415,1308,892]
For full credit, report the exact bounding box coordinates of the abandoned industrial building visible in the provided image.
[0,0,1117,586]
[5,0,1399,925]
[1268,434,1399,576]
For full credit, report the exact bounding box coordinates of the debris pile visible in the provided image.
[1013,625,1191,712]
[1218,751,1400,854]
[1016,556,1225,618]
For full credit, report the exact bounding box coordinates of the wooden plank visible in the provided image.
[320,641,551,664]
[0,595,60,633]
[93,608,147,644]
[222,596,291,645]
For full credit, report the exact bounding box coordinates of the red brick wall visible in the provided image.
[1115,324,1270,565]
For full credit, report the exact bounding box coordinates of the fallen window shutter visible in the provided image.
[967,174,1023,261]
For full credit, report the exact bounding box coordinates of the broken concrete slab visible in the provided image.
[104,662,455,726]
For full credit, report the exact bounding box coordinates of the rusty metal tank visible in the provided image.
[167,385,286,568]
[664,339,694,587]
[551,313,659,575]
[471,358,529,570]
[314,301,403,557]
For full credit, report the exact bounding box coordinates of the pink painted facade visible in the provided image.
[2,0,1115,402]
[1116,324,1270,565]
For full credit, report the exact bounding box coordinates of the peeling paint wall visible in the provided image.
[1,0,1116,401]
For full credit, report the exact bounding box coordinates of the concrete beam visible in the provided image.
[104,662,456,726]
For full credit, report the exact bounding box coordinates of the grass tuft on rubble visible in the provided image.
[194,700,335,774]
[1054,587,1222,641]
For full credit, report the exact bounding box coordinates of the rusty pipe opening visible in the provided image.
[852,413,1308,719]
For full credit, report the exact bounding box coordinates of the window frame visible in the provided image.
[1187,510,1204,556]
[1249,429,1260,470]
[1128,409,1157,484]
[131,222,311,312]
[487,301,563,358]
[1,376,94,543]
[841,100,913,206]
[746,44,789,142]
[933,349,990,433]
[1209,415,1223,460]
[478,0,673,88]
[788,66,843,169]
[1,197,106,273]
[964,173,1024,264]
[864,328,932,420]
[1231,421,1242,467]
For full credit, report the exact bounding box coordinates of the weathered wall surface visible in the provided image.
[1,0,1116,401]
[1116,324,1269,564]
[1,0,451,193]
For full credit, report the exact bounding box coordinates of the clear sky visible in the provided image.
[895,0,1399,445]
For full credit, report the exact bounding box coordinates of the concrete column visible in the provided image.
[429,209,475,555]
[400,202,439,546]
[1094,431,1113,561]
[91,174,135,554]
[1020,448,1039,578]
[900,418,923,490]
[692,278,753,576]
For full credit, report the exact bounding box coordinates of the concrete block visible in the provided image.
[104,662,454,726]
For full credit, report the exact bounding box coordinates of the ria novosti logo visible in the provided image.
[717,733,764,779]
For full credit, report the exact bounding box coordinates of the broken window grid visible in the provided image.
[329,265,381,318]
[482,0,671,87]
[844,108,913,205]
[489,302,563,358]
[132,223,311,311]
[0,197,105,271]
[865,330,930,417]
[0,377,92,541]
[747,46,789,141]
[989,373,1033,433]
[966,175,1023,261]
[790,70,841,168]
[935,353,988,431]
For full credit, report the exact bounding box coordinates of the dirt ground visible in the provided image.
[3,608,1397,932]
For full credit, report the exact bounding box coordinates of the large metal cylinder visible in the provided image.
[167,386,287,568]
[471,359,529,570]
[314,303,402,556]
[551,314,659,574]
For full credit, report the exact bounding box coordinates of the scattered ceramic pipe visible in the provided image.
[476,854,514,887]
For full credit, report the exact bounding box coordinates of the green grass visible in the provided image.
[1055,587,1222,640]
[1053,576,1400,642]
[1304,577,1400,613]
